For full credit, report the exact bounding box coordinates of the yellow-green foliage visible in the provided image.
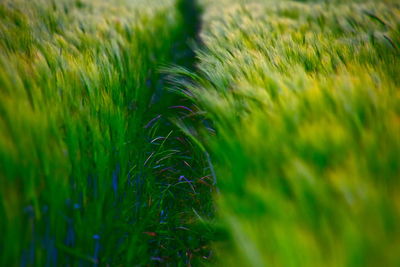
[188,0,400,266]
[0,0,202,265]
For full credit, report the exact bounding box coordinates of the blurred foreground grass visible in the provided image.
[174,0,400,266]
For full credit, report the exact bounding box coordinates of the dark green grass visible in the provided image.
[0,0,212,265]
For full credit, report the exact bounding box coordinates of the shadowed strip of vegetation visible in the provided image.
[0,0,212,265]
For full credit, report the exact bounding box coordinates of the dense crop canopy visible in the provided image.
[182,0,400,266]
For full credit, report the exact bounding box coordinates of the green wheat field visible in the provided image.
[0,0,399,266]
